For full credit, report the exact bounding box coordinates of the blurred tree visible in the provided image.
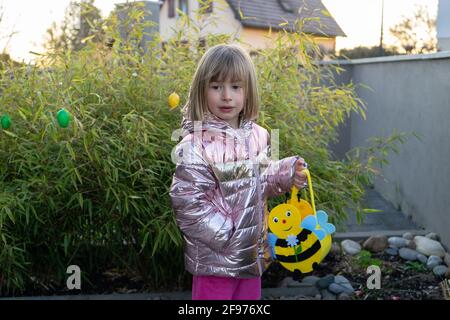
[389,5,437,54]
[0,53,22,69]
[45,0,105,52]
[337,45,400,60]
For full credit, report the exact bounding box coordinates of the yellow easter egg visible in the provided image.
[168,92,180,109]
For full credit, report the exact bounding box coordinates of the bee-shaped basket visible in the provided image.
[268,169,335,277]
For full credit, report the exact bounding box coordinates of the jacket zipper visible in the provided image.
[247,132,264,276]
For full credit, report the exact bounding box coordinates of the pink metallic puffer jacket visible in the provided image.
[169,112,299,278]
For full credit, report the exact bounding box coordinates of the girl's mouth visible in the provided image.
[219,107,234,113]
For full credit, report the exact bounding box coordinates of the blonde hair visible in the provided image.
[182,44,260,121]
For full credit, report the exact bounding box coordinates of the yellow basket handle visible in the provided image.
[291,169,316,217]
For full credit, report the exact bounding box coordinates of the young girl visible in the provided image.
[169,44,307,300]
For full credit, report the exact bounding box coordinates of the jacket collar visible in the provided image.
[181,112,253,139]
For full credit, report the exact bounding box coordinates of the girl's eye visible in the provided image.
[211,85,220,90]
[232,85,241,89]
[273,217,279,223]
[286,211,291,217]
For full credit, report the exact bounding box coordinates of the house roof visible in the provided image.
[225,0,346,37]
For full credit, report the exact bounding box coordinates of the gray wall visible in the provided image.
[324,52,450,250]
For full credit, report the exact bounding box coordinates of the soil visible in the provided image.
[7,251,447,299]
[263,251,446,300]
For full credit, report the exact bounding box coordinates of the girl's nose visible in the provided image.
[222,87,231,100]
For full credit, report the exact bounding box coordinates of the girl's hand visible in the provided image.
[294,158,308,189]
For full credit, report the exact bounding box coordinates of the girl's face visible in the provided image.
[206,77,245,129]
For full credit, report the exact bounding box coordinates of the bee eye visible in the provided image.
[273,217,279,223]
[286,211,291,217]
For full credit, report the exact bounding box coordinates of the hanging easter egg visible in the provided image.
[1,114,11,129]
[168,92,180,109]
[57,108,70,128]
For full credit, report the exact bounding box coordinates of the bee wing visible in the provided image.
[317,210,336,234]
[316,210,328,225]
[267,233,278,258]
[313,229,326,241]
[324,223,336,234]
[301,215,317,231]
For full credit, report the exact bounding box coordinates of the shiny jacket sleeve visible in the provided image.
[169,140,233,252]
[259,129,299,198]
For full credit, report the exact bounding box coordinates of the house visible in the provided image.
[114,1,160,52]
[437,0,450,51]
[159,0,345,55]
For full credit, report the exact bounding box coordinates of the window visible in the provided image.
[168,0,175,18]
[179,0,188,15]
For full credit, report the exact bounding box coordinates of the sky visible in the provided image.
[0,0,439,63]
[322,0,438,50]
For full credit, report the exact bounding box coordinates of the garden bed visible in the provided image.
[263,250,445,300]
[12,248,447,300]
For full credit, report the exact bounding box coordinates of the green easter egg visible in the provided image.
[57,108,70,128]
[1,114,11,130]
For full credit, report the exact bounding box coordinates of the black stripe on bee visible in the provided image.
[274,229,311,248]
[275,239,321,263]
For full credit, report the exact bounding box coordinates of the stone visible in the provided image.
[388,237,409,248]
[328,275,355,295]
[425,232,440,241]
[341,239,362,256]
[337,293,352,300]
[433,265,448,277]
[407,240,416,250]
[417,253,428,264]
[329,283,354,295]
[398,248,419,261]
[317,275,335,289]
[414,236,446,257]
[278,277,296,288]
[295,284,320,296]
[330,242,341,256]
[426,256,443,270]
[363,235,388,253]
[334,275,352,285]
[385,247,398,256]
[328,283,343,295]
[320,289,336,300]
[444,253,450,267]
[402,232,414,240]
[301,276,320,287]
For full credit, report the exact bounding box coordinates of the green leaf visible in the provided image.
[362,208,383,213]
